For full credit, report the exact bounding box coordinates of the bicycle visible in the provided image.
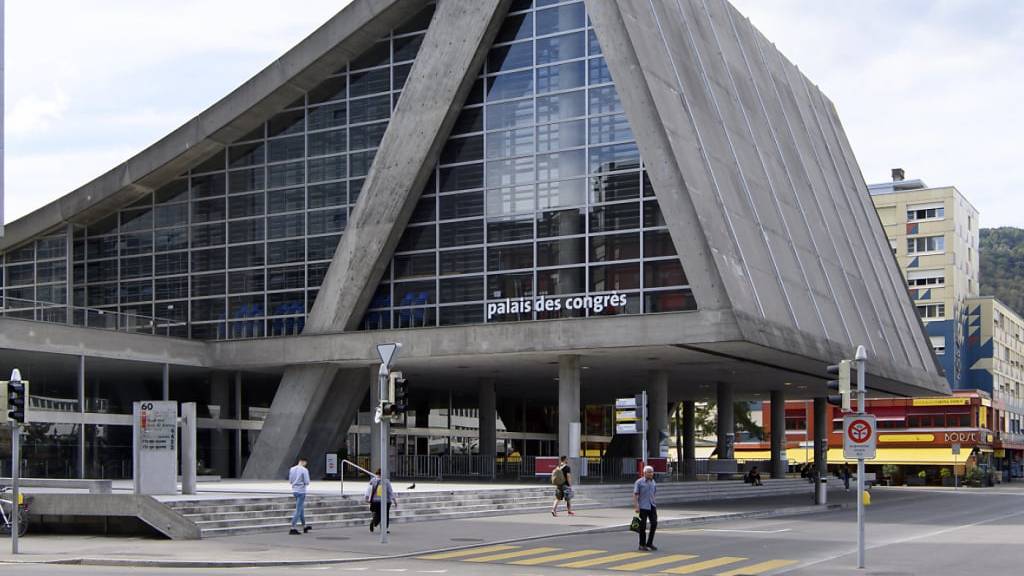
[0,486,29,537]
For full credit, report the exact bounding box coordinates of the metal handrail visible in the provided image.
[339,459,374,496]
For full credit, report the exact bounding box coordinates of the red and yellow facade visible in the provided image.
[736,390,995,472]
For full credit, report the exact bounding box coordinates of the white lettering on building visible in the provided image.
[486,293,629,319]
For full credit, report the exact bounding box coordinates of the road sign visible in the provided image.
[376,343,401,369]
[614,395,645,435]
[951,443,961,455]
[843,414,877,460]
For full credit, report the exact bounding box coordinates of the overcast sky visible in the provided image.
[4,1,1022,228]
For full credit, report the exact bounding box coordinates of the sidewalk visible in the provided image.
[0,489,854,568]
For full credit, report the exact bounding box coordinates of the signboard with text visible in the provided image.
[843,414,877,460]
[133,401,178,495]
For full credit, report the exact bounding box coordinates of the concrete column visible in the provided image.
[370,364,382,472]
[162,363,170,400]
[770,390,786,479]
[78,354,86,479]
[558,355,581,458]
[233,372,243,477]
[683,400,696,480]
[647,371,668,458]
[478,379,496,457]
[814,397,828,477]
[209,371,232,477]
[716,382,735,460]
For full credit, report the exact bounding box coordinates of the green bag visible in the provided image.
[629,514,642,533]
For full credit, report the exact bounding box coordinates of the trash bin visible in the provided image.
[816,477,828,505]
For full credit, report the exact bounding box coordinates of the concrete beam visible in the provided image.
[241,0,510,478]
[299,368,370,477]
[306,0,511,334]
[241,364,338,479]
[0,317,209,366]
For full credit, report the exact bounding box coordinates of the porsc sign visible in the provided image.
[843,414,877,460]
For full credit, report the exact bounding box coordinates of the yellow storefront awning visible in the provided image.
[735,447,962,466]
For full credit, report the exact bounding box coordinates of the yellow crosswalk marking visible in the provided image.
[464,546,561,562]
[716,559,798,575]
[509,549,606,565]
[609,554,698,571]
[417,544,519,560]
[662,556,748,574]
[558,551,649,568]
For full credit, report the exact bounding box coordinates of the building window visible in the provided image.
[916,303,945,320]
[930,336,946,355]
[906,204,944,221]
[784,414,806,431]
[907,269,944,288]
[907,235,945,255]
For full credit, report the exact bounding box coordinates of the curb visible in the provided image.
[24,503,847,568]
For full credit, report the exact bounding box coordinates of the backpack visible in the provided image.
[551,465,566,486]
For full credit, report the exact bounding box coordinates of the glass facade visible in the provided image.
[0,4,436,340]
[360,0,695,329]
[0,1,695,340]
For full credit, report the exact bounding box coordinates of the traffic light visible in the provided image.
[826,359,852,412]
[388,371,408,416]
[6,372,28,424]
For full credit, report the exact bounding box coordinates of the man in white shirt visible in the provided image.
[288,457,311,535]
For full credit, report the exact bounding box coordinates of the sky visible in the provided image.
[4,0,1023,228]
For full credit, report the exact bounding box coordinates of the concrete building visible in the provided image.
[963,297,1024,478]
[869,170,980,389]
[0,0,946,481]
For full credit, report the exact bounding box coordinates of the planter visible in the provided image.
[941,477,956,487]
[906,476,926,486]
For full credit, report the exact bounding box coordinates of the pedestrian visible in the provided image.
[633,465,658,551]
[365,468,397,533]
[841,465,851,491]
[288,456,311,535]
[745,466,763,486]
[550,455,576,516]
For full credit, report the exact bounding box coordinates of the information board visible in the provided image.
[133,401,179,495]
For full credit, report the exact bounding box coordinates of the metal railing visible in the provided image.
[339,459,375,495]
[0,296,182,337]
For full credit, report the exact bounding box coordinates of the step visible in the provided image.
[189,498,603,529]
[172,493,563,516]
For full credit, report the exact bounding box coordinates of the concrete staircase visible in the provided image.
[168,478,813,538]
[169,486,597,538]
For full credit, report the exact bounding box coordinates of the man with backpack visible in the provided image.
[550,455,575,516]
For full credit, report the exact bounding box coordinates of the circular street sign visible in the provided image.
[847,419,873,444]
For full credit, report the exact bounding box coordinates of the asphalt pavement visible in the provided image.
[2,485,1022,575]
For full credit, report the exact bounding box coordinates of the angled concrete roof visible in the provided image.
[0,0,423,251]
[588,0,948,395]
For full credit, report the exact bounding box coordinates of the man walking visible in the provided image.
[288,456,311,535]
[366,468,397,533]
[550,455,575,516]
[633,465,658,551]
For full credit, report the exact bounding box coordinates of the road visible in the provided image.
[1,486,1022,575]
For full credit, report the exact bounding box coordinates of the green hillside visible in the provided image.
[980,227,1024,315]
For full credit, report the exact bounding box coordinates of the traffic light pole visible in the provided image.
[855,345,867,569]
[378,362,389,545]
[11,423,19,554]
